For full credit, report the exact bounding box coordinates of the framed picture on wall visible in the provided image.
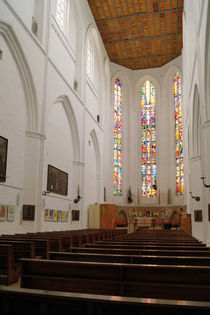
[47,165,68,196]
[61,211,66,222]
[49,209,54,222]
[57,210,62,222]
[72,210,80,221]
[22,205,35,221]
[194,210,202,222]
[53,210,57,222]
[0,204,6,221]
[64,211,69,222]
[0,136,8,182]
[44,209,49,222]
[7,205,15,222]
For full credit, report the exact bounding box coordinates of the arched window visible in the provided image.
[113,78,122,196]
[141,80,157,198]
[86,37,94,81]
[56,0,68,32]
[174,72,184,194]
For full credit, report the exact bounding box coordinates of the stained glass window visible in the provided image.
[141,81,157,197]
[174,72,184,194]
[86,38,94,81]
[114,79,122,195]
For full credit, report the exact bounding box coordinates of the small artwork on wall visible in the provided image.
[7,205,15,222]
[44,209,68,222]
[61,211,68,222]
[72,210,80,221]
[57,210,62,222]
[0,204,6,221]
[44,209,49,222]
[194,210,202,222]
[53,210,57,222]
[49,209,54,222]
[22,205,35,221]
[0,136,8,182]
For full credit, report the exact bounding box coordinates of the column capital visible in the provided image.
[25,131,46,140]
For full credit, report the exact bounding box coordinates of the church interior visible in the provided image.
[0,0,210,313]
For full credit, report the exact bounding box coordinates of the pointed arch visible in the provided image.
[55,95,80,161]
[192,85,201,157]
[90,129,101,177]
[0,21,38,132]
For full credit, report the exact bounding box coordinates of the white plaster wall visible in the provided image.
[0,33,26,234]
[0,0,108,234]
[42,101,73,231]
[183,0,210,244]
[0,1,45,132]
[6,0,34,30]
[85,81,99,118]
[82,112,104,227]
[48,15,76,89]
[83,133,98,227]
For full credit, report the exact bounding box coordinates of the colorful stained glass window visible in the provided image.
[141,81,157,198]
[174,73,184,194]
[114,78,122,195]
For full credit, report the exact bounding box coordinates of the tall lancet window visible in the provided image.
[86,38,94,81]
[113,79,122,196]
[174,73,184,194]
[141,81,157,197]
[56,0,67,31]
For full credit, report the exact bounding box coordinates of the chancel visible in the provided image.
[0,0,210,314]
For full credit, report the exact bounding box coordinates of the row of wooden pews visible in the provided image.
[0,228,126,285]
[2,285,210,315]
[2,229,210,314]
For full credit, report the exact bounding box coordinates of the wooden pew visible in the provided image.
[83,243,209,251]
[0,245,18,285]
[48,251,210,266]
[20,258,210,302]
[95,240,205,246]
[0,240,36,262]
[0,237,50,259]
[1,285,210,315]
[0,229,126,253]
[69,246,210,256]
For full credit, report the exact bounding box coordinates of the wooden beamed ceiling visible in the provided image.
[87,0,183,70]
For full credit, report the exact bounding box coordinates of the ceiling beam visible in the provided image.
[112,52,178,63]
[94,7,183,22]
[103,32,182,44]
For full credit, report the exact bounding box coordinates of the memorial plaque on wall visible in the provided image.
[72,210,80,221]
[194,210,202,222]
[22,205,35,221]
[47,165,68,196]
